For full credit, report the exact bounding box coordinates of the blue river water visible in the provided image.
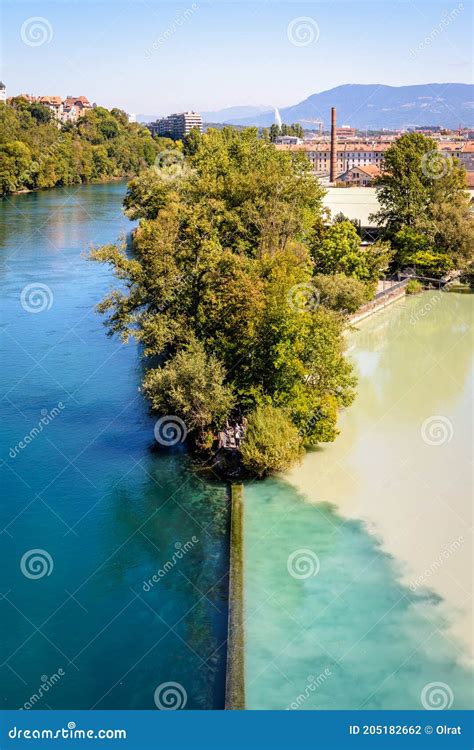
[0,184,229,710]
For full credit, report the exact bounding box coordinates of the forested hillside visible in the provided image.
[0,100,158,196]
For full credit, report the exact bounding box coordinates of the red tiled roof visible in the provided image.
[356,165,381,176]
[39,96,62,106]
[338,165,381,179]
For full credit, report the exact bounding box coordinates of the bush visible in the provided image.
[406,279,423,295]
[459,261,474,289]
[241,405,304,476]
[313,273,370,314]
[143,339,234,443]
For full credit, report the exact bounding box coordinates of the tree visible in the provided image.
[240,405,304,476]
[429,192,474,268]
[269,123,304,141]
[27,102,53,124]
[311,220,392,284]
[110,108,129,125]
[0,140,32,193]
[123,170,179,220]
[372,132,473,273]
[143,339,234,446]
[289,122,304,139]
[392,226,453,275]
[269,124,280,142]
[372,133,436,235]
[182,128,202,156]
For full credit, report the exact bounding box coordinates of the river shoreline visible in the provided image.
[5,174,130,198]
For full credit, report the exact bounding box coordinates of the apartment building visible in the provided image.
[11,93,92,123]
[149,111,202,140]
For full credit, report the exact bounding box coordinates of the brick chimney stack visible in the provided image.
[330,107,337,183]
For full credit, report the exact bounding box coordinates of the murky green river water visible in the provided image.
[244,293,473,710]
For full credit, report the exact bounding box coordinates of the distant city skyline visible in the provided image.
[2,0,472,115]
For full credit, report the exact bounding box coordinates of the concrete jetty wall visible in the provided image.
[225,483,245,710]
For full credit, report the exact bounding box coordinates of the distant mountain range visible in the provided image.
[201,105,273,123]
[137,105,271,125]
[199,84,474,130]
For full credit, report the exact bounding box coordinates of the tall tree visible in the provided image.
[372,132,473,273]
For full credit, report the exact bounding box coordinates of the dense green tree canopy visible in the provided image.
[266,123,305,142]
[311,220,392,287]
[372,133,473,275]
[0,101,159,196]
[93,127,358,474]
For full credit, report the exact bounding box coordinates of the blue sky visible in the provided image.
[1,0,472,115]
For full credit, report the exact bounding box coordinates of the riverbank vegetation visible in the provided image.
[405,279,423,295]
[372,133,473,278]
[93,127,392,475]
[92,128,472,476]
[0,99,159,196]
